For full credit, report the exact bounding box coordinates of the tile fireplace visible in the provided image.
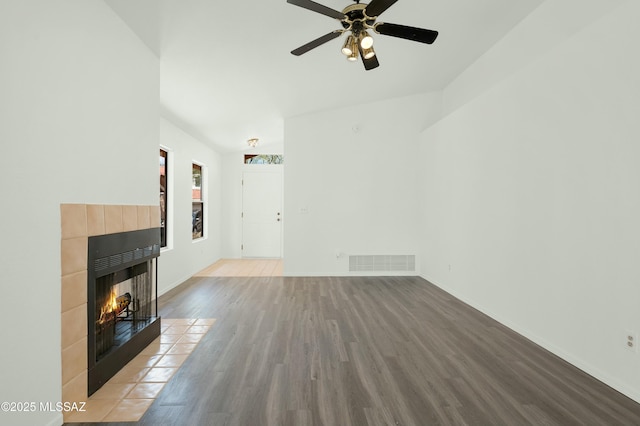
[60,203,161,422]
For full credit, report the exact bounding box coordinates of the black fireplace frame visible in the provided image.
[87,228,161,396]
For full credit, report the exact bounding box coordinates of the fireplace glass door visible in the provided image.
[94,261,154,362]
[88,228,161,395]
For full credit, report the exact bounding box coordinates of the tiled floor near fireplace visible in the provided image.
[65,318,215,423]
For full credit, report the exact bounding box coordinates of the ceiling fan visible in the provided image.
[287,0,438,70]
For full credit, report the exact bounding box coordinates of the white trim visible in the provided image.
[160,145,174,251]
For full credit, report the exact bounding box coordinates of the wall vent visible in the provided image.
[348,255,416,272]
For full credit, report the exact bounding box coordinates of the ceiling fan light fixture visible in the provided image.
[247,138,259,148]
[341,34,355,56]
[346,35,358,61]
[359,30,374,49]
[362,45,376,59]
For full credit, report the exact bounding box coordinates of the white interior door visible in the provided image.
[242,170,283,258]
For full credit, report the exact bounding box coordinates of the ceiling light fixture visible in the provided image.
[359,30,373,49]
[247,138,259,148]
[346,37,359,61]
[341,28,375,63]
[341,34,355,56]
[362,45,376,59]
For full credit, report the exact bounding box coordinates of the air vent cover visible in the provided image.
[349,255,415,272]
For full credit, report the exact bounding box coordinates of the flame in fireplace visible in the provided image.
[97,289,118,325]
[97,290,132,325]
[109,290,118,311]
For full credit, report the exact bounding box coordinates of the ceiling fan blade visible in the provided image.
[362,53,380,71]
[364,0,398,18]
[374,22,439,44]
[287,0,346,20]
[291,31,343,56]
[358,45,380,71]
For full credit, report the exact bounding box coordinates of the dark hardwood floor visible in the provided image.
[76,275,640,425]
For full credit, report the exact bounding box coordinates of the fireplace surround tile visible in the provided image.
[177,333,204,344]
[140,341,173,356]
[137,205,151,229]
[127,354,163,368]
[108,366,151,384]
[122,205,138,232]
[166,343,197,355]
[62,369,88,404]
[61,303,87,349]
[61,237,88,276]
[64,399,119,423]
[154,354,188,368]
[62,337,88,385]
[101,398,154,422]
[162,325,191,334]
[104,205,124,234]
[86,204,105,236]
[139,367,177,383]
[127,382,165,399]
[90,383,136,400]
[61,204,88,239]
[150,205,161,228]
[61,271,87,313]
[159,333,182,344]
[187,325,211,334]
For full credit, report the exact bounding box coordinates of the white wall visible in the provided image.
[419,0,640,402]
[0,1,159,425]
[442,0,627,116]
[158,117,222,294]
[284,93,441,276]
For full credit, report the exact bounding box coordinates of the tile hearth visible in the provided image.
[65,318,215,423]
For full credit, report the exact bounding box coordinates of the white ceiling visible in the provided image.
[105,0,544,152]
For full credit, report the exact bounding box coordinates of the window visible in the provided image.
[159,149,168,248]
[192,163,204,240]
[244,154,284,165]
